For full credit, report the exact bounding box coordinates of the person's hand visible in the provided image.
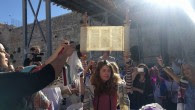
[33,61,42,66]
[48,40,74,79]
[83,60,95,76]
[57,40,74,59]
[70,88,79,94]
[51,40,70,60]
[132,67,138,74]
[156,56,164,67]
[81,52,87,60]
[89,60,95,66]
[86,60,95,71]
[82,12,88,26]
[132,67,138,78]
[62,45,75,57]
[61,87,72,95]
[57,40,70,54]
[123,51,131,63]
[15,66,24,72]
[153,66,160,75]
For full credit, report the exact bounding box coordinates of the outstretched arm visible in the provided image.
[0,43,74,99]
[123,52,133,93]
[156,56,180,83]
[80,60,94,95]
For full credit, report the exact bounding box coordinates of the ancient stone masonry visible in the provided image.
[1,10,195,67]
[0,13,82,66]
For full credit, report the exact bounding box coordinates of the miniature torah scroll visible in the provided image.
[80,26,130,51]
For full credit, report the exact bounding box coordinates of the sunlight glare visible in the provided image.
[145,0,195,23]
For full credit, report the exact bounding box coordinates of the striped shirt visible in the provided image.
[124,59,133,94]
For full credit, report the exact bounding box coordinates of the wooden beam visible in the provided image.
[84,0,123,21]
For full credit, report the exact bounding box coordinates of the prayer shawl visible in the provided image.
[50,51,84,109]
[66,51,84,85]
[62,64,70,86]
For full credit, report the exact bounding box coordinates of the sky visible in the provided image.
[1,0,195,27]
[0,0,71,27]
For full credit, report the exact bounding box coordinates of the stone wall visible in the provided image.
[1,10,195,67]
[1,13,84,67]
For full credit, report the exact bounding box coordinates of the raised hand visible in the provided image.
[82,12,88,26]
[132,67,138,74]
[156,56,164,67]
[63,45,75,57]
[89,60,95,66]
[56,39,74,58]
[51,39,69,59]
[44,40,71,65]
[123,51,132,64]
[81,52,87,60]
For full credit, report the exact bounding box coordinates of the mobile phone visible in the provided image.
[137,68,144,73]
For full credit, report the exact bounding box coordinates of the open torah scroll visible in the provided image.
[80,26,130,51]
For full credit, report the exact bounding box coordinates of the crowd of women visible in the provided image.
[0,40,195,110]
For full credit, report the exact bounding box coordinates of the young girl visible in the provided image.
[81,60,130,110]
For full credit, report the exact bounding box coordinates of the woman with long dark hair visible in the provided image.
[81,60,130,110]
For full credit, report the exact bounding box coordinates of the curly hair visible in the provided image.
[90,60,120,95]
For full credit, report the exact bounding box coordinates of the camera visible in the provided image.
[31,53,44,62]
[137,68,144,73]
[29,46,44,62]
